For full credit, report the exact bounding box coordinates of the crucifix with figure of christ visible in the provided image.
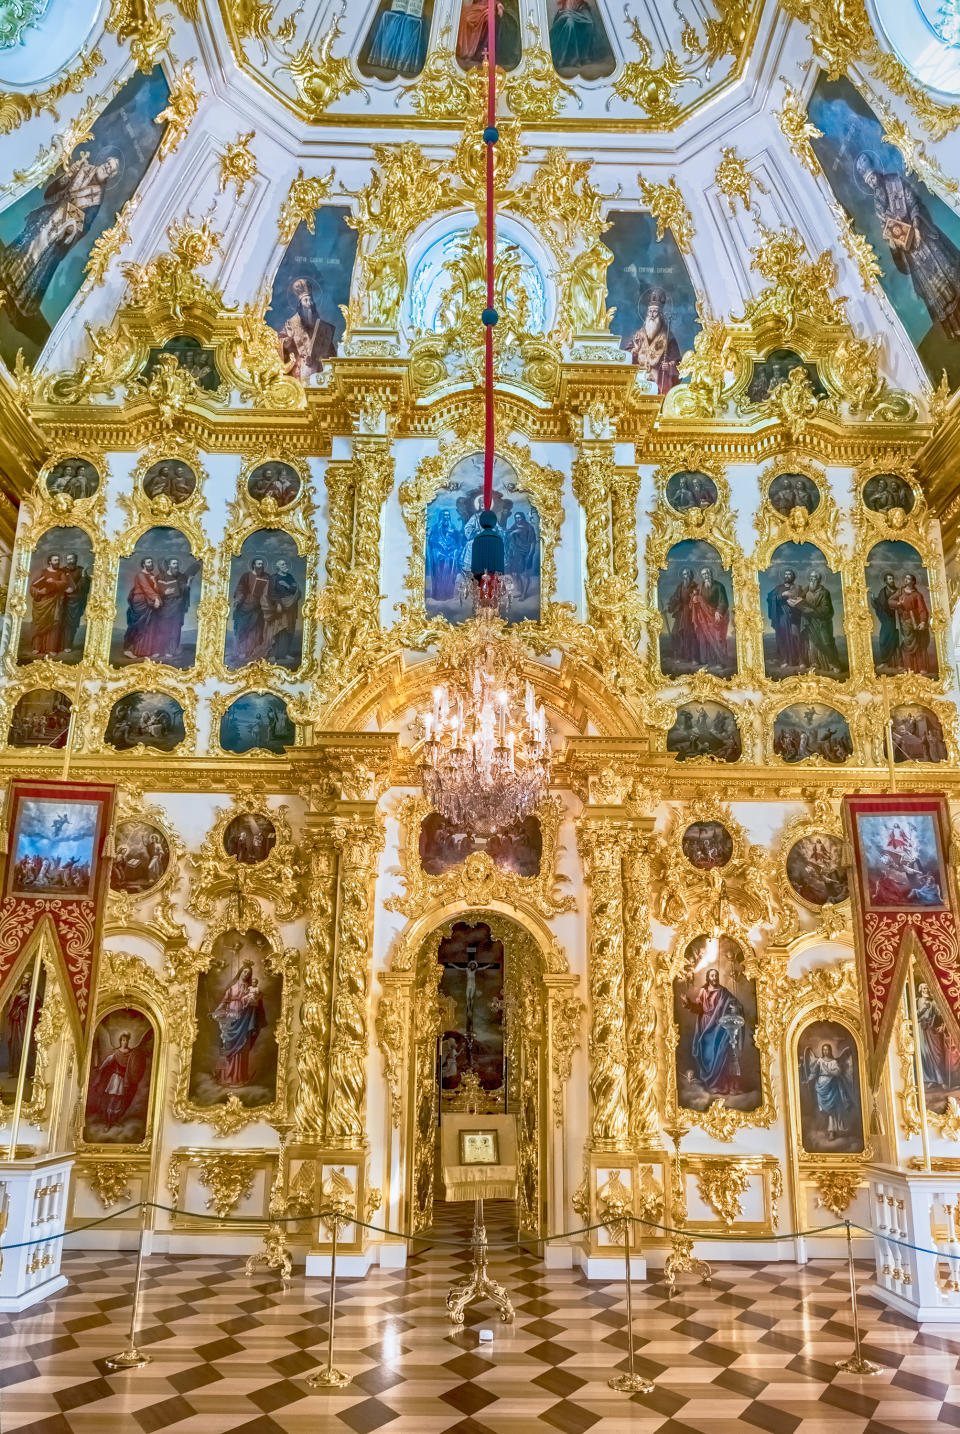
[446,942,499,1038]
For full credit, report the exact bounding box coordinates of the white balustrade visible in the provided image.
[0,1153,73,1311]
[867,1163,960,1322]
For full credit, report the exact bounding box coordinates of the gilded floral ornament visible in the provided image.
[696,1161,751,1225]
[285,6,363,117]
[778,0,870,79]
[407,29,470,119]
[277,167,335,243]
[197,1154,257,1218]
[2,93,102,195]
[510,149,609,253]
[613,22,686,124]
[347,143,456,245]
[230,296,305,408]
[873,97,960,198]
[678,0,748,78]
[812,1169,861,1217]
[831,203,882,292]
[777,84,823,175]
[503,42,578,121]
[107,0,172,72]
[747,227,845,333]
[86,1163,134,1209]
[218,131,258,198]
[81,195,141,292]
[188,794,302,923]
[0,46,103,135]
[638,175,695,253]
[42,322,141,404]
[156,63,203,162]
[714,148,767,215]
[232,0,297,58]
[551,996,584,1124]
[122,214,225,322]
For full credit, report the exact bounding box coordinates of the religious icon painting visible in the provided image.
[264,206,357,385]
[17,525,94,666]
[8,793,106,900]
[359,0,436,81]
[786,833,849,908]
[110,819,171,896]
[759,542,848,680]
[912,974,960,1115]
[0,963,45,1101]
[219,693,295,756]
[456,0,522,70]
[141,336,222,393]
[657,539,737,678]
[865,539,938,677]
[768,471,820,516]
[425,453,541,625]
[104,691,186,753]
[82,1006,155,1146]
[665,469,718,511]
[666,702,742,762]
[546,0,615,80]
[682,820,734,870]
[604,209,699,395]
[226,530,305,671]
[888,704,948,763]
[808,72,960,387]
[45,457,100,502]
[188,929,282,1110]
[141,459,198,505]
[849,806,948,911]
[673,935,762,1114]
[419,811,542,877]
[223,812,277,865]
[773,704,853,764]
[796,1018,865,1155]
[247,461,302,509]
[438,922,504,1094]
[862,471,915,515]
[8,689,71,749]
[0,66,170,368]
[111,527,203,669]
[747,350,827,405]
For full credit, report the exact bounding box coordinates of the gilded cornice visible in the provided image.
[0,377,45,541]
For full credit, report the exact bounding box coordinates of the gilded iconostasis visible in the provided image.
[3,0,960,1265]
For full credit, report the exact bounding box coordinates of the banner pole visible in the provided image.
[60,672,83,784]
[7,946,43,1161]
[905,954,932,1174]
[881,677,896,794]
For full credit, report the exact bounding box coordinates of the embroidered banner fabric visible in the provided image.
[0,779,115,1056]
[843,793,960,1088]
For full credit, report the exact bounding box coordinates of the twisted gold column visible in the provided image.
[622,827,660,1148]
[577,815,631,1153]
[572,443,614,624]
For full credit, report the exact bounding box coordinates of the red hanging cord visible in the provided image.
[483,0,497,513]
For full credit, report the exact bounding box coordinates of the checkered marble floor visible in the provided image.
[2,1206,959,1433]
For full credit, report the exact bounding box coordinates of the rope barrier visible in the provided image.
[9,1199,960,1266]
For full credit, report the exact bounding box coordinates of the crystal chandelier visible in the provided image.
[419,626,550,837]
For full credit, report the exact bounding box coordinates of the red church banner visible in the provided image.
[0,779,115,1057]
[843,793,960,1089]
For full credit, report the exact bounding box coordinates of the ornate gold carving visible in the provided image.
[578,817,631,1153]
[197,1154,257,1218]
[218,131,258,198]
[375,988,406,1130]
[812,1169,861,1217]
[106,786,186,940]
[188,793,302,923]
[551,995,584,1125]
[650,797,781,936]
[0,47,104,135]
[774,796,850,942]
[156,64,203,162]
[122,213,224,322]
[231,0,297,55]
[638,175,695,253]
[85,1163,133,1210]
[696,1160,751,1226]
[277,167,336,244]
[778,85,823,175]
[511,149,608,254]
[81,195,142,292]
[286,8,363,116]
[503,41,578,120]
[388,795,574,923]
[671,299,734,418]
[108,0,172,71]
[714,147,767,215]
[873,98,959,199]
[614,24,686,124]
[831,203,882,293]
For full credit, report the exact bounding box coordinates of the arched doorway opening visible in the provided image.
[408,911,549,1237]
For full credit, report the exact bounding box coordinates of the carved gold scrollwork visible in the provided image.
[696,1160,751,1226]
[188,792,302,923]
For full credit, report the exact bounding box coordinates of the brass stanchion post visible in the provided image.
[306,1204,351,1388]
[835,1221,882,1375]
[105,1204,152,1371]
[608,1215,654,1395]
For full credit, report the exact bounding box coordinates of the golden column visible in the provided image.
[621,827,660,1148]
[577,812,631,1152]
[610,473,640,588]
[572,443,614,624]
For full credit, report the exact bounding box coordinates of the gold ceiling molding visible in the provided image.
[217,131,258,198]
[286,6,363,117]
[714,147,767,216]
[277,167,336,244]
[612,24,686,125]
[155,62,203,162]
[777,84,823,175]
[107,0,173,73]
[0,46,103,136]
[637,174,695,254]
